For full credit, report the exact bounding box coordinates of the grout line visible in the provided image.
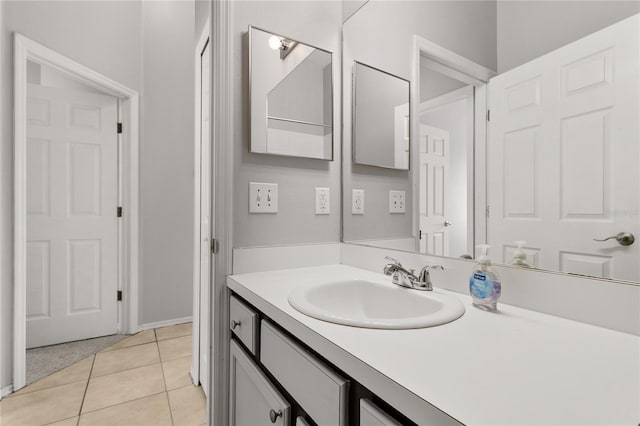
[40,414,80,426]
[79,390,168,416]
[165,390,176,426]
[77,354,96,421]
[101,338,157,353]
[89,359,162,380]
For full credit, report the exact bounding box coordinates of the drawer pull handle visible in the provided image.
[269,409,282,423]
[231,320,241,330]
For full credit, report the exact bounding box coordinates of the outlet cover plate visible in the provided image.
[249,182,278,213]
[352,189,365,215]
[315,187,330,215]
[389,190,406,213]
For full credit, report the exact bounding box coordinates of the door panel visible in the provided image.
[26,84,119,348]
[488,15,639,281]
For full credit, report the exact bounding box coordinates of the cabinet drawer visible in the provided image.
[230,295,258,355]
[229,340,290,426]
[360,399,401,426]
[261,320,349,426]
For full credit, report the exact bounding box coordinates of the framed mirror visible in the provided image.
[352,61,410,170]
[249,26,333,160]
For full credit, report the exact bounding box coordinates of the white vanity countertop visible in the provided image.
[227,264,640,426]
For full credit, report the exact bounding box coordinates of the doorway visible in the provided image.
[192,19,212,395]
[13,34,140,391]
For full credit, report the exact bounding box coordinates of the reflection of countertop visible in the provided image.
[227,264,640,425]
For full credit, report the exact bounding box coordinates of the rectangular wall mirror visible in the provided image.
[249,26,333,160]
[353,61,410,170]
[342,2,639,284]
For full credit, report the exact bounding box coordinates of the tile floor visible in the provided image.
[0,323,206,426]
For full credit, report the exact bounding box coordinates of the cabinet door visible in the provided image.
[230,340,291,426]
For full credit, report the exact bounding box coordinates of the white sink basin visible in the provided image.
[288,279,465,329]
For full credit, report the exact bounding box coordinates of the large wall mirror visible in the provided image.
[342,2,640,284]
[249,26,334,160]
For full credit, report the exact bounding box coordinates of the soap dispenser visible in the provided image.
[512,241,531,268]
[469,245,502,311]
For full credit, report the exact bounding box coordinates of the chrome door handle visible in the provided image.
[269,409,282,423]
[593,232,635,246]
[444,221,452,227]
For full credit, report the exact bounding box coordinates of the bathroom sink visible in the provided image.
[288,279,465,329]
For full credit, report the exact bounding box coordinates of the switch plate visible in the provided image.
[315,187,330,215]
[389,190,406,213]
[352,189,365,215]
[249,182,278,213]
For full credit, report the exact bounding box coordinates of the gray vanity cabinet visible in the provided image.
[359,399,401,426]
[229,340,291,426]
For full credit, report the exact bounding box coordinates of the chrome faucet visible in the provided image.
[383,256,443,291]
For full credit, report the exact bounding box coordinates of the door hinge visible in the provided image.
[117,206,123,217]
[211,238,219,254]
[117,290,123,301]
[486,109,491,122]
[117,122,123,134]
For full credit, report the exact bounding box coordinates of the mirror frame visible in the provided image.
[248,25,335,161]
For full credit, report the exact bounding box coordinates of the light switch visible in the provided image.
[389,190,406,213]
[352,189,365,215]
[249,182,278,213]
[315,187,330,215]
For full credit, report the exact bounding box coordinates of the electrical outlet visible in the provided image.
[352,189,365,215]
[315,187,330,215]
[249,182,278,213]
[389,190,406,213]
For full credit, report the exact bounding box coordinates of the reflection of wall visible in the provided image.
[420,98,469,257]
[343,0,497,242]
[497,1,639,72]
[268,50,331,125]
[420,66,466,104]
[233,1,342,247]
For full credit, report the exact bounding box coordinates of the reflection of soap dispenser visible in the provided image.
[512,241,531,268]
[469,245,502,311]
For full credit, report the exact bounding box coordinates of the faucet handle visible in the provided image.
[417,265,444,290]
[385,256,401,266]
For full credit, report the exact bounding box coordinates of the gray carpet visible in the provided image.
[26,334,128,385]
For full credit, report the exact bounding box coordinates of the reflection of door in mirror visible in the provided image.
[488,15,639,282]
[418,63,475,258]
[419,124,449,256]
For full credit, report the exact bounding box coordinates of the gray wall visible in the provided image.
[232,1,342,248]
[140,1,195,324]
[1,0,194,388]
[195,0,211,39]
[497,0,640,72]
[343,1,497,243]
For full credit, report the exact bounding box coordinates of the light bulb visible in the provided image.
[268,36,282,50]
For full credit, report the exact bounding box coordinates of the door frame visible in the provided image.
[411,36,496,254]
[13,34,140,391]
[192,17,211,389]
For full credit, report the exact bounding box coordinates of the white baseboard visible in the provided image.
[140,316,192,331]
[1,385,14,398]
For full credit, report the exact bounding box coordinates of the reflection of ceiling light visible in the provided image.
[268,36,283,50]
[268,35,298,59]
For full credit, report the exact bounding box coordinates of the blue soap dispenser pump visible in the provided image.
[469,245,502,311]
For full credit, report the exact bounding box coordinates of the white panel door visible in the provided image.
[488,15,639,281]
[419,124,450,256]
[198,37,212,394]
[26,84,119,348]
